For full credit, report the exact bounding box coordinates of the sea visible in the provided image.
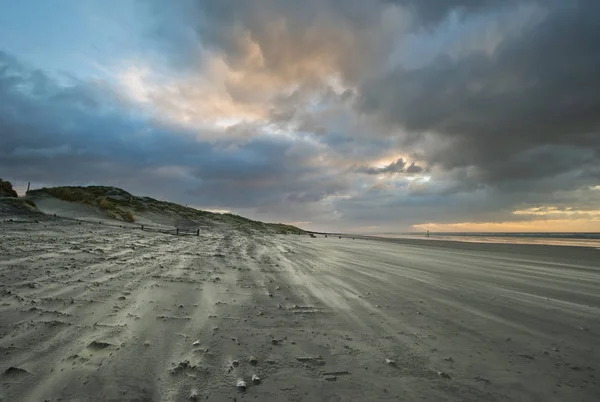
[375,232,600,248]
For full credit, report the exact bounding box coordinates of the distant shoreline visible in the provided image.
[367,232,600,248]
[307,231,600,248]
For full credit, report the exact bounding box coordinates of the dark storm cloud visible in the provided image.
[384,0,526,24]
[360,0,600,187]
[0,51,341,209]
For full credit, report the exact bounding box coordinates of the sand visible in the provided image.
[1,217,599,401]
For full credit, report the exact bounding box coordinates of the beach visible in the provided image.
[1,218,599,401]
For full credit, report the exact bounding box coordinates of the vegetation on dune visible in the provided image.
[0,197,40,214]
[0,179,19,198]
[28,185,304,234]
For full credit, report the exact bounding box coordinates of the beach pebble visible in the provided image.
[385,358,396,366]
[192,340,200,346]
[252,374,261,384]
[249,356,258,365]
[189,389,200,400]
[437,371,452,380]
[236,380,247,391]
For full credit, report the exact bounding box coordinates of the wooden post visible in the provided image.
[141,224,144,231]
[176,228,179,235]
[196,229,200,236]
[27,182,30,194]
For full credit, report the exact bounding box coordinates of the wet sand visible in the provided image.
[1,219,599,401]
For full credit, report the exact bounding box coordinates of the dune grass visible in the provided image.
[28,186,304,234]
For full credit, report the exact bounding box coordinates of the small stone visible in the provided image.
[232,360,240,367]
[179,304,184,308]
[249,356,258,365]
[192,340,201,346]
[443,357,454,362]
[437,371,452,380]
[252,374,260,384]
[236,380,247,391]
[385,358,396,366]
[144,341,151,346]
[189,388,200,400]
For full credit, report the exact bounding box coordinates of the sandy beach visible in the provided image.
[1,218,599,401]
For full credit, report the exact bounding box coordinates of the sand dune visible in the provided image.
[1,217,599,401]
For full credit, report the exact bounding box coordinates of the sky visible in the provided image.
[1,0,599,233]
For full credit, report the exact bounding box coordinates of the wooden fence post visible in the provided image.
[176,228,179,235]
[141,224,144,231]
[196,229,200,236]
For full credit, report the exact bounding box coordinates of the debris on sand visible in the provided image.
[443,357,454,362]
[192,340,201,346]
[437,371,452,380]
[385,358,396,366]
[189,388,200,400]
[475,375,491,384]
[252,374,261,384]
[236,379,247,391]
[88,340,112,350]
[144,340,151,346]
[517,354,535,360]
[156,315,191,320]
[322,371,350,376]
[249,356,258,365]
[3,367,30,376]
[170,360,196,375]
[297,356,323,363]
[324,376,337,381]
[232,360,240,367]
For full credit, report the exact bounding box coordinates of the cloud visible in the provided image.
[0,51,348,216]
[355,158,424,175]
[359,0,600,189]
[2,0,599,232]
